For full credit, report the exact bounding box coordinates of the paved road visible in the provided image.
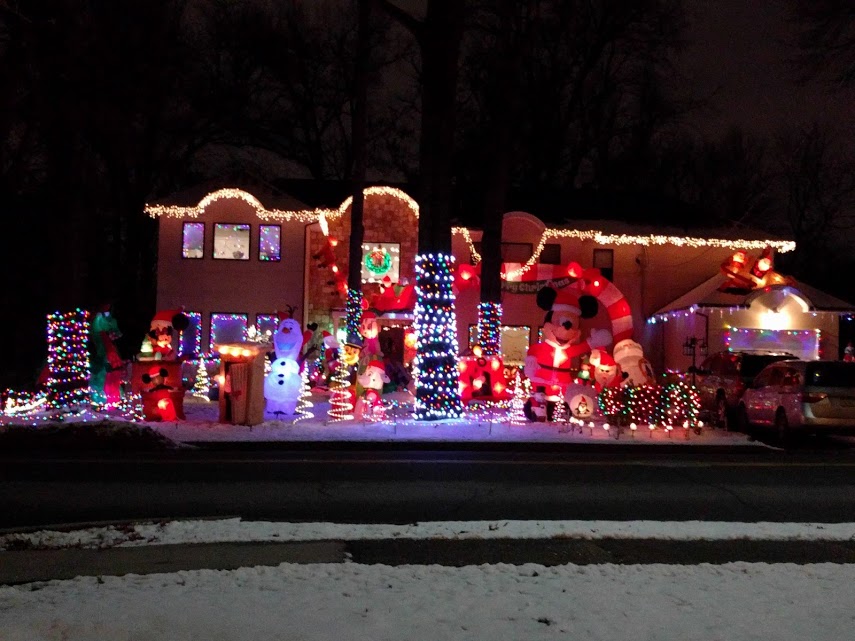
[3,443,855,530]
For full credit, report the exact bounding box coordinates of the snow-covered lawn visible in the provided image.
[4,518,855,551]
[0,393,756,446]
[135,395,753,445]
[3,561,853,640]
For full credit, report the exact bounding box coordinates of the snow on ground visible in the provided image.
[3,561,854,640]
[4,518,855,551]
[1,393,756,446]
[141,395,754,445]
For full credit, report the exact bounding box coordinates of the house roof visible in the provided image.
[147,175,310,211]
[652,274,855,319]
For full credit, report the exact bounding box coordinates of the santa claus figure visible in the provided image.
[144,309,189,360]
[589,349,624,394]
[523,286,611,421]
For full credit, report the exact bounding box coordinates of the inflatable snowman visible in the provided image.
[273,318,303,360]
[265,318,304,415]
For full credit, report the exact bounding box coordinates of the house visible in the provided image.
[148,182,852,374]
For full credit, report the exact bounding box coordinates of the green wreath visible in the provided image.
[364,248,392,275]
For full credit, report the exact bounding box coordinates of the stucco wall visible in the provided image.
[156,195,306,351]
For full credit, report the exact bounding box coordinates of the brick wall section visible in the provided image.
[306,191,419,331]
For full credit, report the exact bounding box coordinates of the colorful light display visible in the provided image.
[292,364,314,423]
[178,311,202,358]
[209,314,248,353]
[327,359,354,422]
[724,327,821,359]
[192,357,211,401]
[552,387,569,424]
[454,226,795,280]
[182,222,205,258]
[597,383,702,428]
[46,309,91,409]
[412,254,463,420]
[258,225,281,261]
[476,302,502,356]
[345,288,363,345]
[509,371,527,425]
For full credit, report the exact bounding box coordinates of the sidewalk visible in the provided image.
[5,537,855,585]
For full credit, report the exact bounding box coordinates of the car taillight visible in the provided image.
[800,392,827,404]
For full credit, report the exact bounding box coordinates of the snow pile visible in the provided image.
[2,561,854,640]
[4,518,855,551]
[0,421,185,451]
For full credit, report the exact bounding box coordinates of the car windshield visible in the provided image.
[740,354,792,379]
[806,362,855,388]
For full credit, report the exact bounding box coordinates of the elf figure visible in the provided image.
[589,349,624,394]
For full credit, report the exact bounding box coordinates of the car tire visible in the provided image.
[775,409,791,447]
[715,394,729,430]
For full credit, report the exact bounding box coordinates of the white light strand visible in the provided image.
[455,227,796,280]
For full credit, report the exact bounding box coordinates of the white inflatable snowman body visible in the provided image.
[264,357,301,415]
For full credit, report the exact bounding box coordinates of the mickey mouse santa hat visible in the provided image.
[550,289,582,314]
[151,309,189,331]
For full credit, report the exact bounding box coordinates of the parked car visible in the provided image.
[737,360,855,442]
[689,350,796,429]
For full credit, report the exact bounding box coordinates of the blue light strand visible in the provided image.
[412,253,464,420]
[345,288,363,343]
[476,302,502,356]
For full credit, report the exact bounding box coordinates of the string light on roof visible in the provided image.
[145,186,420,224]
[454,227,795,281]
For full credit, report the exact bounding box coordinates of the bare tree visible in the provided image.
[378,0,466,419]
[774,123,855,260]
[789,0,855,88]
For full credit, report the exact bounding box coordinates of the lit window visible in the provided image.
[259,225,281,261]
[361,243,401,283]
[210,313,248,351]
[255,314,279,341]
[182,223,205,259]
[468,324,531,366]
[213,224,250,260]
[178,311,202,357]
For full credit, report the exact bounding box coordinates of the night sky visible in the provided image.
[678,0,853,138]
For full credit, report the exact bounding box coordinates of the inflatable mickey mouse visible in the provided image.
[145,309,190,360]
[523,286,611,421]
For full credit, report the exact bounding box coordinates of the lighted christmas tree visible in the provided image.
[293,364,315,423]
[412,253,464,420]
[46,309,91,409]
[477,302,502,356]
[327,359,354,422]
[509,371,527,425]
[192,357,211,401]
[552,387,568,424]
[119,391,144,421]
